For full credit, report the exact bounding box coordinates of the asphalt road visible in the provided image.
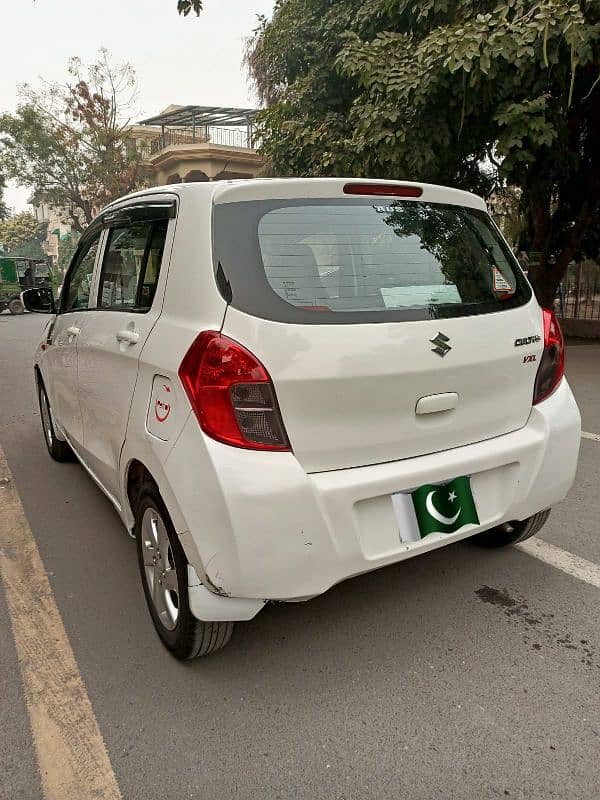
[1,314,599,800]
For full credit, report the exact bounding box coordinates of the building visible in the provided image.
[30,193,72,264]
[137,105,264,186]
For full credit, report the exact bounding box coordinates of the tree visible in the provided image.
[57,231,80,280]
[0,174,8,221]
[247,0,600,306]
[0,50,147,233]
[177,0,203,15]
[0,212,44,254]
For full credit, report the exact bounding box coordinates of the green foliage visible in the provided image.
[0,174,8,221]
[0,50,147,232]
[0,212,44,254]
[248,0,600,304]
[57,232,80,279]
[177,0,203,15]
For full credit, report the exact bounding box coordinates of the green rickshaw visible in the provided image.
[0,256,57,314]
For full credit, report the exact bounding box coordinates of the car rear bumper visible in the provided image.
[165,378,580,608]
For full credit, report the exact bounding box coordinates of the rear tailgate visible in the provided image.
[214,179,540,473]
[222,303,543,473]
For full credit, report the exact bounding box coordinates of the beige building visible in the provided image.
[30,193,72,263]
[136,105,264,186]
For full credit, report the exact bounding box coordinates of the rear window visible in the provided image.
[213,198,531,324]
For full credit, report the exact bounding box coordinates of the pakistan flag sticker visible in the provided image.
[411,476,479,538]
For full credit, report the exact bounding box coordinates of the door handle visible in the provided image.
[66,325,80,338]
[116,329,140,345]
[415,392,459,415]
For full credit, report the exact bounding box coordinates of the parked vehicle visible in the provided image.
[0,256,56,314]
[23,179,581,658]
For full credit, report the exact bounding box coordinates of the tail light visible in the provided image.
[533,309,565,405]
[178,331,290,451]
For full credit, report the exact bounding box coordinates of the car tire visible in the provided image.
[8,298,24,315]
[472,509,551,548]
[37,378,75,462]
[134,482,234,659]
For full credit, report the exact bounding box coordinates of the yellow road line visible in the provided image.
[0,446,122,800]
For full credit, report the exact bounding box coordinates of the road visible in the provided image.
[0,314,599,800]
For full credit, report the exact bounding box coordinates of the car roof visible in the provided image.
[101,178,487,214]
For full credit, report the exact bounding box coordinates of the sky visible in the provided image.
[0,0,275,212]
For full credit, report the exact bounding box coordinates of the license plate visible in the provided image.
[411,475,479,538]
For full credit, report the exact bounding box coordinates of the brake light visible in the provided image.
[178,331,290,451]
[343,183,423,198]
[533,309,565,405]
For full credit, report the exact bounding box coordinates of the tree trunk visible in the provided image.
[82,199,93,225]
[68,211,84,235]
[529,196,599,308]
[530,253,570,309]
[531,86,600,309]
[527,198,554,306]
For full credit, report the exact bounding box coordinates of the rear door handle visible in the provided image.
[66,325,80,339]
[116,329,140,345]
[415,392,459,415]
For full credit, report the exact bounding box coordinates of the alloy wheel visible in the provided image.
[141,507,180,631]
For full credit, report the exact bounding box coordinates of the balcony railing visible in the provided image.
[150,126,255,155]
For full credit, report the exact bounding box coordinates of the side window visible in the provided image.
[138,220,168,310]
[61,236,101,313]
[97,219,168,312]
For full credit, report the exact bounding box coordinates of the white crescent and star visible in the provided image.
[425,490,461,525]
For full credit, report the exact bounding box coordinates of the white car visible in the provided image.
[24,178,581,659]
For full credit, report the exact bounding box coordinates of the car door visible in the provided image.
[44,232,103,451]
[75,202,173,499]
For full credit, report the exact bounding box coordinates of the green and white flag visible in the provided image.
[411,476,479,538]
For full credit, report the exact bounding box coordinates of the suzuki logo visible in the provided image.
[430,331,451,357]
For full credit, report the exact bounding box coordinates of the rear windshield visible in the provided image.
[213,198,531,324]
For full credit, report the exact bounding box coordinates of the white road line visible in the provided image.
[516,538,600,590]
[581,431,600,442]
[0,446,123,800]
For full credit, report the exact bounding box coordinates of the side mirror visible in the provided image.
[21,287,56,314]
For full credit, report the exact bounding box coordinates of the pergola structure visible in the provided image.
[139,105,258,147]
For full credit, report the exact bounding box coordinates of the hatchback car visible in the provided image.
[24,178,581,658]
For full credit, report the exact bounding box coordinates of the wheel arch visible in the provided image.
[122,457,187,538]
[123,456,209,589]
[124,458,157,530]
[34,365,53,411]
[34,364,48,396]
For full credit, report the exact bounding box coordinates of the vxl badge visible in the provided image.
[430,332,452,358]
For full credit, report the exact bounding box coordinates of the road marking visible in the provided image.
[516,538,600,590]
[0,446,122,800]
[581,431,600,442]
